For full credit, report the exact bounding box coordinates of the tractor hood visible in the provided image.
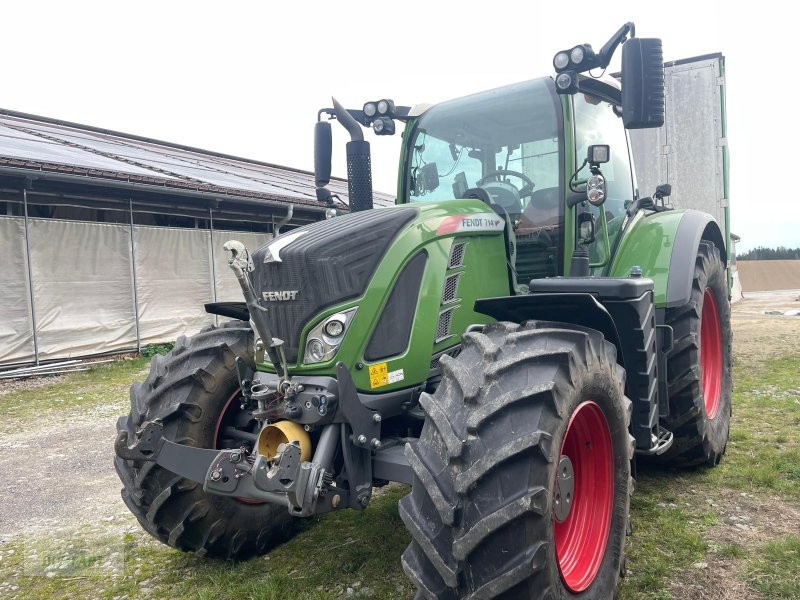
[249,200,510,392]
[251,207,418,364]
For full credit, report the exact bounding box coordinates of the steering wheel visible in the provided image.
[476,169,535,199]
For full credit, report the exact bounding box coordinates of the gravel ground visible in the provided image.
[0,404,129,538]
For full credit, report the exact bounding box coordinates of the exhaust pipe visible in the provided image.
[332,97,373,212]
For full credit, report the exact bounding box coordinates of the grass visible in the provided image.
[1,320,799,599]
[745,536,800,599]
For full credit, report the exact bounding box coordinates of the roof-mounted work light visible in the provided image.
[372,116,395,135]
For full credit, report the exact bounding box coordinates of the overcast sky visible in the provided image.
[2,1,793,251]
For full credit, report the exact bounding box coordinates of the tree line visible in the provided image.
[738,246,800,260]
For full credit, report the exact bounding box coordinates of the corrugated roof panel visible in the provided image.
[0,124,179,178]
[0,110,396,207]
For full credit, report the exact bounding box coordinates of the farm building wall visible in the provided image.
[0,215,270,366]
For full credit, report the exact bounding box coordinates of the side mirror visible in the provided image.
[621,38,665,129]
[654,183,672,200]
[577,211,596,244]
[314,121,332,188]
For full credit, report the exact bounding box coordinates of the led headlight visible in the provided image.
[553,51,570,70]
[363,102,377,118]
[377,99,394,115]
[372,117,395,135]
[304,307,358,364]
[570,45,585,65]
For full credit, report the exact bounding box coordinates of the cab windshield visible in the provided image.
[404,78,564,282]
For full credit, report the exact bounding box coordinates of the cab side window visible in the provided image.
[574,94,635,220]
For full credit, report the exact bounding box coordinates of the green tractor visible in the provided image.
[115,23,732,598]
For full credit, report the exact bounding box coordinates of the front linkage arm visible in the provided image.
[115,421,329,516]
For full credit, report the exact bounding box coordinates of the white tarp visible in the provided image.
[0,218,35,363]
[27,218,137,360]
[0,219,277,366]
[133,226,215,344]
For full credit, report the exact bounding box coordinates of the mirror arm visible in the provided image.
[598,22,635,69]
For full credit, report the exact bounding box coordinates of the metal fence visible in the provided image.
[0,194,271,367]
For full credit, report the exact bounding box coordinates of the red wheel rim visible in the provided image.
[554,401,614,593]
[700,288,722,419]
[214,389,264,505]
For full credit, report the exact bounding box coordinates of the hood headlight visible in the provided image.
[304,307,358,364]
[306,338,326,362]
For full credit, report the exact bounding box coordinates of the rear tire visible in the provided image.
[114,321,298,559]
[400,321,634,599]
[660,241,732,467]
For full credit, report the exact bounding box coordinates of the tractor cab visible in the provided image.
[398,74,637,287]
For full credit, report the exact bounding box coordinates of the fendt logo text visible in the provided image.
[262,290,299,301]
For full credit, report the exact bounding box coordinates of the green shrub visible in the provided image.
[140,342,175,358]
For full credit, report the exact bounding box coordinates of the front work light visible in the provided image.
[587,144,610,165]
[553,51,570,71]
[372,116,395,135]
[555,72,579,94]
[376,99,395,116]
[363,102,377,118]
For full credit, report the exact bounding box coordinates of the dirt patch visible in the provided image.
[669,558,766,600]
[668,489,800,600]
[0,374,69,396]
[709,490,800,547]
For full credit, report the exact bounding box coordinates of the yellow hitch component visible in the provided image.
[257,420,312,462]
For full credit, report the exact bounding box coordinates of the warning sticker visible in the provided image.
[368,362,389,389]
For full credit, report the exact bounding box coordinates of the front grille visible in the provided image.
[435,307,455,343]
[442,273,461,304]
[448,242,466,268]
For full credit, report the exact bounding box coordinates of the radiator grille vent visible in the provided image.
[430,345,463,370]
[442,273,461,304]
[435,308,455,343]
[448,242,466,269]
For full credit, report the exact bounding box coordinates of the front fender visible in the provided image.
[610,210,726,308]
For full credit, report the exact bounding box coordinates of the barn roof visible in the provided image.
[0,108,395,209]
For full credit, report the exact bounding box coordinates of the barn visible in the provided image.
[0,109,393,367]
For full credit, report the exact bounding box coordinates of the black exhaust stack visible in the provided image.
[332,97,373,212]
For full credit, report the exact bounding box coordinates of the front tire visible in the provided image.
[114,321,298,559]
[660,241,733,467]
[400,321,634,599]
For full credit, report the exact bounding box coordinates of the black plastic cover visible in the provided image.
[529,276,654,299]
[251,208,418,363]
[364,252,427,361]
